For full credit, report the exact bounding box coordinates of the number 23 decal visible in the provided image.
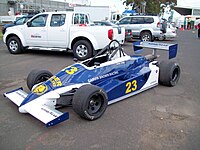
[125,80,137,94]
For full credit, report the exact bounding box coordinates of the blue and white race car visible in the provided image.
[4,40,180,127]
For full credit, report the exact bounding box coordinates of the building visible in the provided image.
[173,0,200,29]
[0,0,90,16]
[175,0,200,16]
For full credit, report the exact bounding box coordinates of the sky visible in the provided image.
[90,0,122,6]
[90,0,125,13]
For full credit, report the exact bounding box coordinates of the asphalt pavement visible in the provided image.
[0,30,200,150]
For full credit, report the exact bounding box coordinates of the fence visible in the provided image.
[0,16,15,23]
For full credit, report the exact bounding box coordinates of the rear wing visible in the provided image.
[133,41,178,59]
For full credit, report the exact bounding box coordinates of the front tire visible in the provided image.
[73,40,93,60]
[6,36,23,54]
[27,69,53,90]
[159,60,180,86]
[72,84,108,120]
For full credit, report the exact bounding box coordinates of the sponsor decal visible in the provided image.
[84,110,94,120]
[50,76,62,87]
[150,80,157,84]
[16,91,27,99]
[31,34,41,38]
[88,71,119,82]
[146,42,168,47]
[41,107,58,118]
[32,84,48,95]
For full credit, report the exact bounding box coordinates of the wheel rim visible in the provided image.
[9,40,18,52]
[172,68,179,82]
[142,34,150,41]
[76,44,88,58]
[87,94,103,115]
[159,36,164,41]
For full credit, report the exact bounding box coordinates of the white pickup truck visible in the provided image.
[3,11,125,60]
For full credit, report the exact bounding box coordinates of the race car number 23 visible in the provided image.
[125,80,137,94]
[66,66,78,75]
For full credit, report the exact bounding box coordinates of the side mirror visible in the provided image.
[27,22,31,27]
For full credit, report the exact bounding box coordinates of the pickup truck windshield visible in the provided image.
[30,14,48,27]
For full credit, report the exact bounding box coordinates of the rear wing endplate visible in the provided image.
[133,41,178,59]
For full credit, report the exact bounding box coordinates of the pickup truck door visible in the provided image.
[24,14,48,47]
[47,14,67,47]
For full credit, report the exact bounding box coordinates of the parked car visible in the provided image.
[2,14,34,34]
[125,29,132,41]
[93,21,125,42]
[116,15,166,41]
[3,12,125,61]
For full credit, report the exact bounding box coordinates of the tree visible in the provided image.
[146,0,160,14]
[123,0,177,14]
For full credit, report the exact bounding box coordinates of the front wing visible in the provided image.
[4,88,69,127]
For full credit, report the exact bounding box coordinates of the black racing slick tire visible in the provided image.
[72,84,108,120]
[159,60,180,87]
[27,69,53,90]
[6,36,23,54]
[73,40,93,61]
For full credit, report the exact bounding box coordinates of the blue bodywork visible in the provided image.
[20,41,178,107]
[20,55,150,107]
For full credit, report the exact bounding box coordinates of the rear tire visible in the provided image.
[27,69,53,90]
[6,36,23,54]
[72,84,108,120]
[73,40,93,61]
[159,60,180,86]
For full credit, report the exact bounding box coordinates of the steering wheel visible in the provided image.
[108,40,123,61]
[85,40,121,66]
[108,40,120,54]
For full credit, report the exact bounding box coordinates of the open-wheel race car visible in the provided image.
[4,40,180,127]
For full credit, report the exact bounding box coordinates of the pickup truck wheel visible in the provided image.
[140,31,152,41]
[73,40,93,60]
[6,36,23,54]
[159,60,180,87]
[72,84,108,120]
[27,69,53,90]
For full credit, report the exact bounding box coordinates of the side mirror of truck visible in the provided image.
[27,22,31,27]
